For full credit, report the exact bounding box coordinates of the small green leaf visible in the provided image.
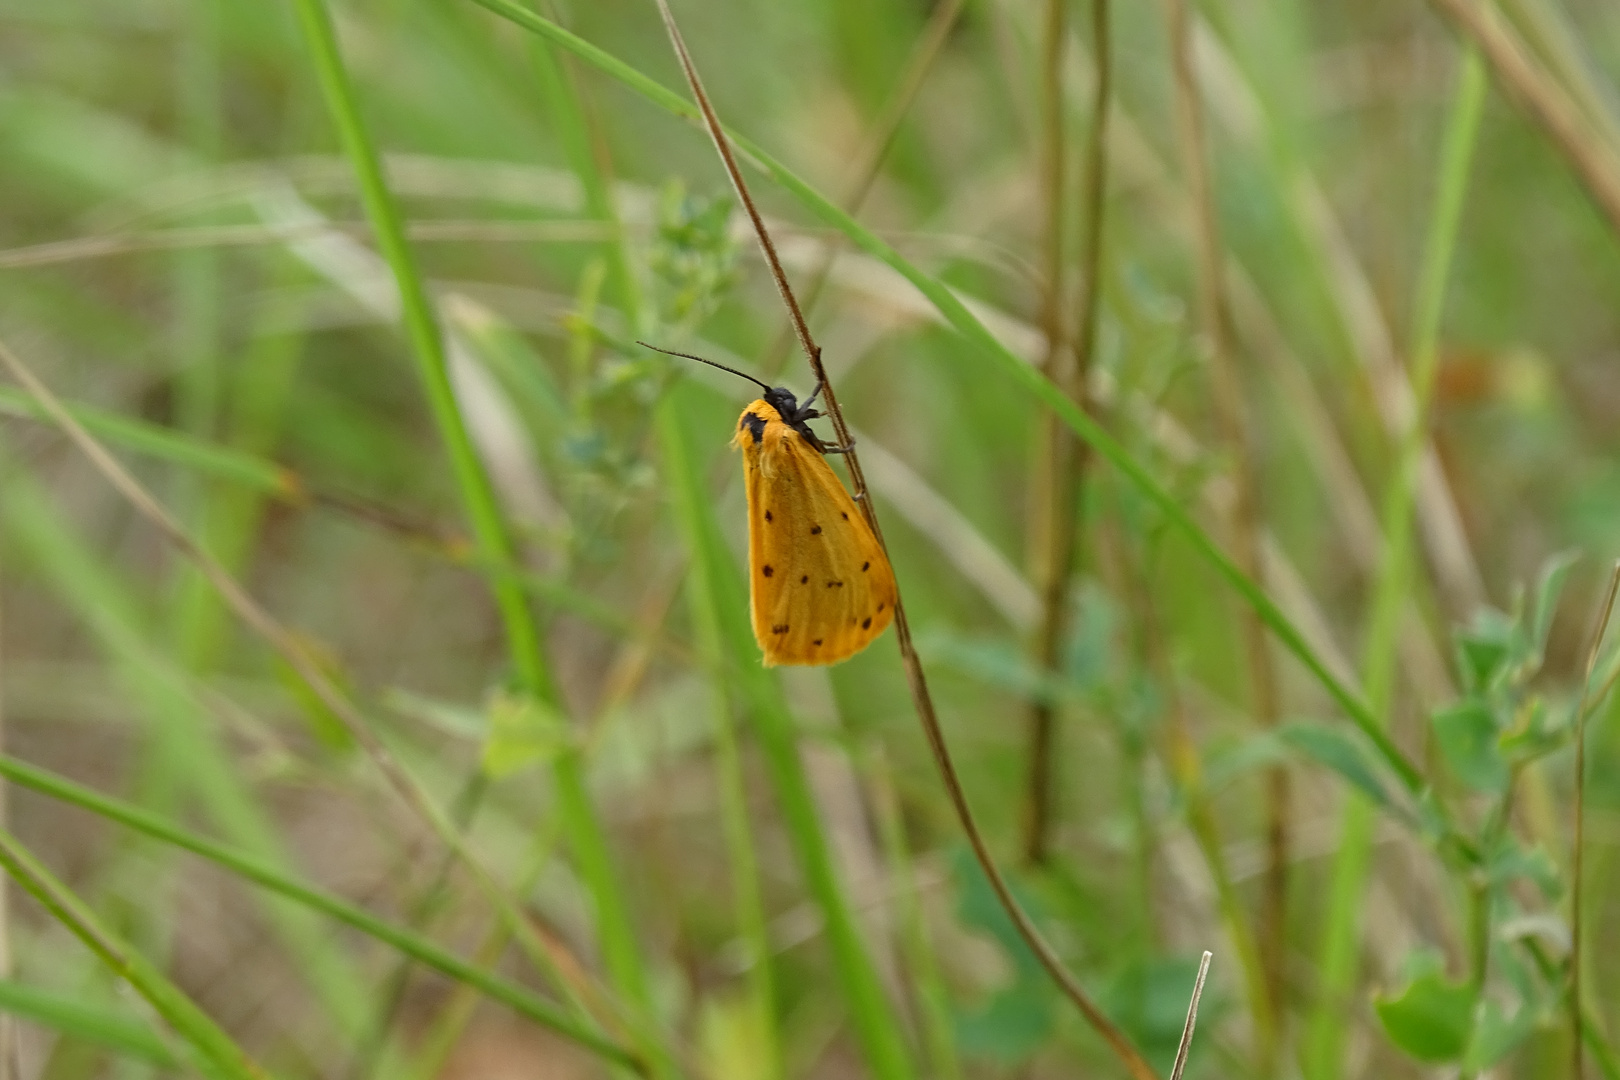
[1374,966,1477,1064]
[480,691,569,778]
[1431,700,1509,793]
[1525,551,1579,669]
[1456,610,1518,693]
[1278,721,1393,810]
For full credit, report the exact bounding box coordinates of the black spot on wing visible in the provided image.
[800,575,809,584]
[810,524,822,535]
[764,510,773,522]
[826,580,843,588]
[741,411,768,444]
[861,561,869,571]
[762,565,774,577]
[772,624,789,634]
[862,617,872,629]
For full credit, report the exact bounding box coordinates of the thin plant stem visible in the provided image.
[1169,951,1214,1080]
[1304,49,1487,1080]
[1571,560,1620,1080]
[648,3,1157,1076]
[1164,0,1283,1061]
[1426,0,1620,239]
[1021,0,1067,867]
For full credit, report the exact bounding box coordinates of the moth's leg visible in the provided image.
[800,379,825,412]
[822,436,856,455]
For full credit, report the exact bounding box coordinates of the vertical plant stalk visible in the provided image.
[1021,0,1066,867]
[649,4,1157,1076]
[286,0,658,1044]
[1020,0,1079,867]
[1164,0,1283,1058]
[1169,951,1214,1080]
[1303,50,1486,1080]
[0,827,264,1080]
[1571,561,1620,1080]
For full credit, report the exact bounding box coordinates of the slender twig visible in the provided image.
[1169,951,1214,1080]
[1571,560,1620,1080]
[649,4,1157,1077]
[1165,0,1281,1063]
[1426,0,1620,239]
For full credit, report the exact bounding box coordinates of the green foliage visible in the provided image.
[3,0,1620,1076]
[1373,952,1476,1065]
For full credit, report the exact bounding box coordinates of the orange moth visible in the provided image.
[644,343,896,666]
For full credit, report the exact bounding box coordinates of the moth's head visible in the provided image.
[762,385,802,421]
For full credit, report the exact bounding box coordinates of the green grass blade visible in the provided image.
[0,386,294,497]
[0,979,179,1067]
[0,452,377,1040]
[1302,50,1488,1080]
[288,0,659,1048]
[0,754,642,1070]
[0,827,263,1080]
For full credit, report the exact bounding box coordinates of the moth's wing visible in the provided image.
[744,426,896,666]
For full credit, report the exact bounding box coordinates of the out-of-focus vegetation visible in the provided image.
[2,0,1620,1076]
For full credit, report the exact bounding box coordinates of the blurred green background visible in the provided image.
[2,0,1620,1076]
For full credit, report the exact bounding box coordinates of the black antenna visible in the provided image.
[638,341,772,393]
